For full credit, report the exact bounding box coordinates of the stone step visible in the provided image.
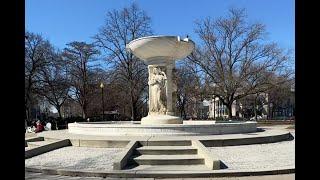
[27,140,58,148]
[143,140,192,146]
[133,155,204,165]
[136,146,197,155]
[130,164,210,171]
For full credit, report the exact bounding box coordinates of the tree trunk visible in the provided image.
[130,100,136,121]
[57,105,63,119]
[82,104,87,120]
[227,103,233,119]
[130,87,137,121]
[254,96,258,121]
[26,108,30,122]
[213,98,216,119]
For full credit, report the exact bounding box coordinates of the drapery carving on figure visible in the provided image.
[149,67,167,114]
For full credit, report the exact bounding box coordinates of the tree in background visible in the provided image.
[188,8,294,118]
[35,51,70,119]
[25,32,54,122]
[268,78,295,119]
[175,63,203,119]
[93,3,152,121]
[63,42,100,119]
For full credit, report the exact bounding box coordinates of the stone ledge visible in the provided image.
[36,129,292,147]
[113,141,140,170]
[192,140,221,170]
[201,132,293,147]
[25,139,71,159]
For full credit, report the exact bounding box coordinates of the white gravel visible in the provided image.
[209,135,295,170]
[25,147,123,171]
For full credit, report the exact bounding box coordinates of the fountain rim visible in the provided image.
[127,35,195,48]
[69,121,257,128]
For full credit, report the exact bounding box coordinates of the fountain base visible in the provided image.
[141,114,182,125]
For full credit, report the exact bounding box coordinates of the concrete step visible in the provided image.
[131,164,210,171]
[136,146,197,155]
[144,140,192,146]
[27,140,58,148]
[133,155,204,165]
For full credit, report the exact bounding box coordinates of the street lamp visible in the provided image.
[100,82,105,121]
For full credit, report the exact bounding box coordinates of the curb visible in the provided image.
[25,166,295,178]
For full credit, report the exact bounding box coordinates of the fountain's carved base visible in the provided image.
[141,114,182,125]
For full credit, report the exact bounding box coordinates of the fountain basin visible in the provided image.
[126,35,195,64]
[68,121,257,136]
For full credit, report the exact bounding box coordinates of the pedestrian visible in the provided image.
[34,120,44,133]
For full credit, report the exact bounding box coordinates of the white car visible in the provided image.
[250,116,263,120]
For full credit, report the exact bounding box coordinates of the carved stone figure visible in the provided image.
[149,67,167,114]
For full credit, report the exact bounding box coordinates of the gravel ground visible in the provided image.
[25,147,123,171]
[209,133,295,170]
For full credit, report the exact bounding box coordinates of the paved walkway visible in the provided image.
[25,171,294,180]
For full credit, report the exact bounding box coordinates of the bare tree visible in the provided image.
[175,64,202,119]
[93,3,152,121]
[35,51,70,119]
[268,77,295,119]
[25,32,54,122]
[63,41,100,119]
[188,8,293,118]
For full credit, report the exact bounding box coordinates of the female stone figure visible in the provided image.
[149,67,167,113]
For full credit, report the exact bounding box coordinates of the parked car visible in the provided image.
[250,115,263,120]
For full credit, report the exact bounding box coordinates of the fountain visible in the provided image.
[126,35,194,124]
[67,35,257,136]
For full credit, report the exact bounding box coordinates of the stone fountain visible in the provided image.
[126,35,195,125]
[67,35,257,136]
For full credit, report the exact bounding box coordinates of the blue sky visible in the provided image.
[26,0,294,51]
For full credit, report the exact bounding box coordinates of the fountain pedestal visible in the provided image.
[141,61,182,125]
[127,36,195,125]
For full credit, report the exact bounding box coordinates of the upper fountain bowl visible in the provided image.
[126,35,195,64]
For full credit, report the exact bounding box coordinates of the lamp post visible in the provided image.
[100,82,105,121]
